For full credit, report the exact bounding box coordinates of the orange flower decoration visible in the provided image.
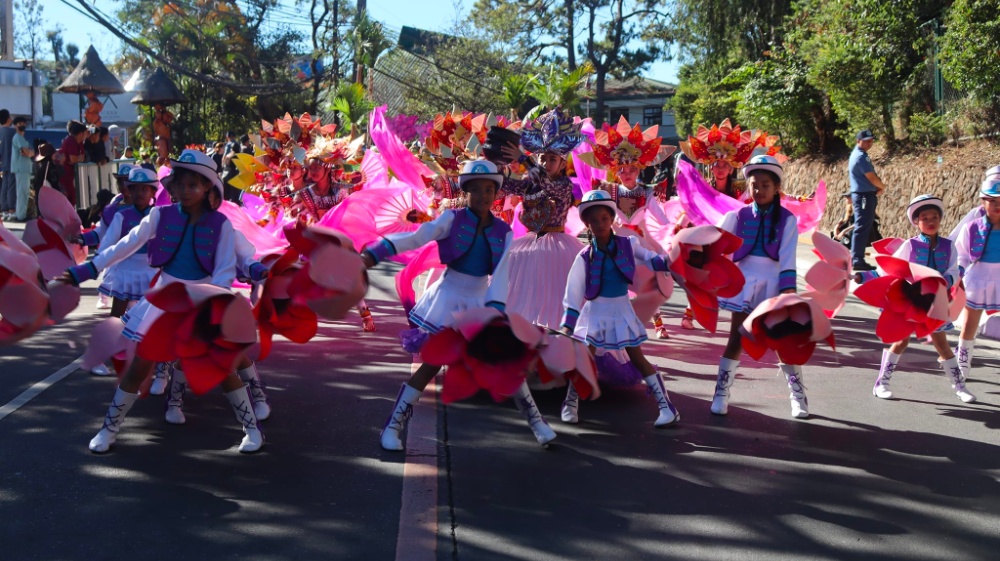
[578,116,663,171]
[678,119,784,168]
[253,250,318,360]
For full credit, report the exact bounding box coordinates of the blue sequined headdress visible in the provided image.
[519,107,584,157]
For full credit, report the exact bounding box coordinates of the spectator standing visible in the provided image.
[57,120,89,208]
[221,131,243,203]
[210,141,225,173]
[85,126,109,165]
[848,129,887,271]
[32,141,61,194]
[9,117,34,221]
[0,109,15,220]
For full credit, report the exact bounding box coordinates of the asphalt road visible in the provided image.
[0,234,997,561]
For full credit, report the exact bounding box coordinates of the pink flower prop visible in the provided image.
[667,225,745,333]
[536,330,601,401]
[853,255,950,343]
[0,225,79,344]
[283,223,368,320]
[802,232,852,317]
[0,225,49,344]
[139,283,257,395]
[421,308,543,404]
[871,237,904,256]
[740,293,835,365]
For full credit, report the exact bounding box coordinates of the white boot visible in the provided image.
[164,366,187,425]
[560,384,580,424]
[711,358,738,415]
[149,362,170,396]
[780,364,809,419]
[955,338,976,381]
[943,357,976,403]
[89,387,140,453]
[237,361,271,420]
[90,363,112,376]
[225,386,264,453]
[873,349,900,399]
[513,381,557,446]
[645,372,680,427]
[380,383,422,451]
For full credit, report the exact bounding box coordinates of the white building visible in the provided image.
[0,60,43,124]
[581,76,678,142]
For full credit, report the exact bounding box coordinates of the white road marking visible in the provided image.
[0,356,84,422]
[396,378,439,561]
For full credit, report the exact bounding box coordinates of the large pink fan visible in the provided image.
[360,148,389,190]
[369,105,435,190]
[217,201,289,256]
[396,242,444,317]
[569,120,606,200]
[676,159,827,234]
[319,184,431,259]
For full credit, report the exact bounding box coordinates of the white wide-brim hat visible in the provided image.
[162,148,224,201]
[458,159,504,191]
[113,162,136,178]
[906,195,945,225]
[124,166,160,186]
[741,154,784,182]
[981,178,1000,199]
[578,189,618,216]
[986,165,1000,180]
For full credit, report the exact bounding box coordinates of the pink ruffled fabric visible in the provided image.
[676,159,827,234]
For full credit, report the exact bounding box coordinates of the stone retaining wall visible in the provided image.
[779,141,1000,240]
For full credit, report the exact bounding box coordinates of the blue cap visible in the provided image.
[856,130,875,141]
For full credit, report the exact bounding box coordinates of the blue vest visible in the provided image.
[101,194,125,227]
[147,204,228,273]
[118,206,151,254]
[908,235,952,276]
[964,217,994,263]
[731,204,792,262]
[583,236,636,300]
[436,209,511,274]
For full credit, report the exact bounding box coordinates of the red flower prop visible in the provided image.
[421,308,543,404]
[536,330,601,401]
[283,223,368,320]
[740,293,835,365]
[0,225,49,344]
[802,232,852,317]
[854,255,951,343]
[871,237,904,256]
[577,116,664,172]
[667,225,745,332]
[253,250,318,360]
[0,224,79,345]
[138,283,258,395]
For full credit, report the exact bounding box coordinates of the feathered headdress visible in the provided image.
[678,119,783,168]
[519,107,583,156]
[577,116,672,171]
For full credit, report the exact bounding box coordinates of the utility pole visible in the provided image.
[0,0,14,60]
[332,0,340,125]
[353,0,366,85]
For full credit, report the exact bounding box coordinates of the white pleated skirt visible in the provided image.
[965,261,1000,311]
[574,295,648,350]
[720,255,781,314]
[107,252,156,302]
[121,273,210,342]
[409,269,489,334]
[505,231,583,328]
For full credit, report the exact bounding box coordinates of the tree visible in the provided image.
[65,43,79,68]
[940,0,1000,109]
[46,29,63,79]
[728,51,839,155]
[14,0,46,61]
[786,0,943,147]
[349,10,392,87]
[528,63,593,114]
[500,72,537,119]
[470,0,578,69]
[580,0,671,124]
[330,82,374,136]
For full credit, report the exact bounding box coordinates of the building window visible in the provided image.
[606,108,629,124]
[643,106,662,126]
